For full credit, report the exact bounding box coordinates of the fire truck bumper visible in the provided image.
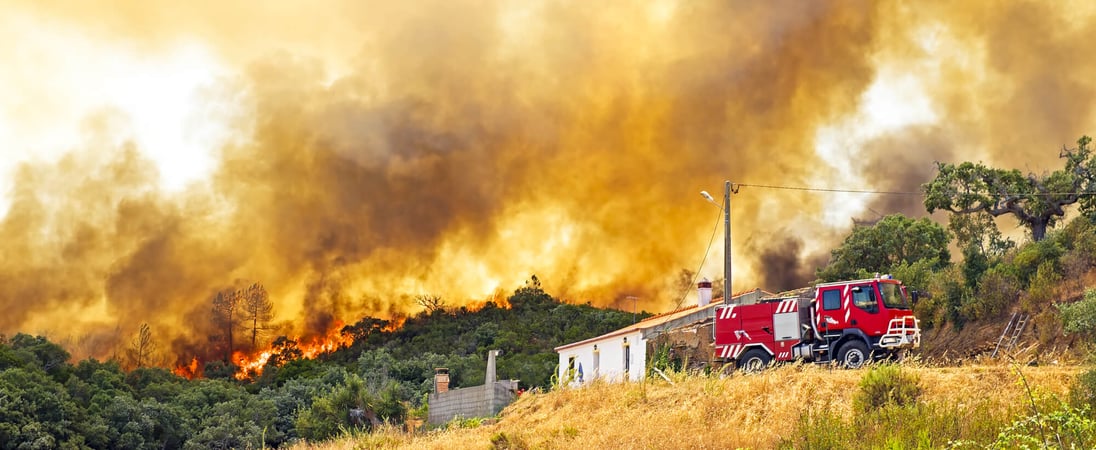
[879,316,921,348]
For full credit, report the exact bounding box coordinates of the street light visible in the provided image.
[701,181,733,305]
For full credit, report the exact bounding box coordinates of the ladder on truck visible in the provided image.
[992,312,1030,358]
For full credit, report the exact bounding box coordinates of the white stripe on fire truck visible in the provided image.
[722,344,743,359]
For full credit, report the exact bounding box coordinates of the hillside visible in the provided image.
[294,363,1086,449]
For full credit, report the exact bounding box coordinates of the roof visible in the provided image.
[554,288,772,352]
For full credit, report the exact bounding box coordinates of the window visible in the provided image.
[567,356,576,381]
[592,345,600,378]
[878,282,910,309]
[623,339,631,374]
[851,285,878,313]
[821,289,841,310]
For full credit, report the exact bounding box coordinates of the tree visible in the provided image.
[415,294,445,314]
[817,214,950,282]
[126,322,157,369]
[241,283,274,350]
[948,213,1015,258]
[211,289,242,361]
[923,135,1095,242]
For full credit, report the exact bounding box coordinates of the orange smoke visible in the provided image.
[2,1,1096,365]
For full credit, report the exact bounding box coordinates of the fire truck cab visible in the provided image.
[714,275,920,370]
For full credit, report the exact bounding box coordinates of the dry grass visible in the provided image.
[292,362,1082,450]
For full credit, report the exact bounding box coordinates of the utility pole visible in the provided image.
[723,181,732,305]
[627,296,638,323]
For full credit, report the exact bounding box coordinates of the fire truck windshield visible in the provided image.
[879,283,910,309]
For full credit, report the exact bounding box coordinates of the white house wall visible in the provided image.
[557,330,645,385]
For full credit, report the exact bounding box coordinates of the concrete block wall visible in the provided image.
[427,380,518,425]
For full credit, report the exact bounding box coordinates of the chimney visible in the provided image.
[486,349,501,384]
[433,368,450,393]
[697,278,713,307]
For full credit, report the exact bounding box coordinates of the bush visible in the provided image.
[1060,289,1096,338]
[965,268,1019,321]
[853,364,922,413]
[1022,261,1062,312]
[990,404,1096,449]
[1070,368,1096,410]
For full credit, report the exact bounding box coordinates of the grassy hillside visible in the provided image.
[293,362,1088,449]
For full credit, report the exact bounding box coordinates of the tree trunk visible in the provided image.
[1031,219,1048,242]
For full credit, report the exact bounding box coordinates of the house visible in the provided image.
[554,280,772,384]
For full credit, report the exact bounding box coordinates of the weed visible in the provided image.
[1069,367,1096,410]
[853,364,923,413]
[489,431,529,450]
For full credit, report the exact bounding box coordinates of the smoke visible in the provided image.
[755,237,820,293]
[2,1,1095,362]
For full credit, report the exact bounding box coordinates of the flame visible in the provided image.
[232,320,355,380]
[173,356,201,380]
[382,316,406,332]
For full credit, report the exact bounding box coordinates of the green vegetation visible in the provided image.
[10,136,1096,448]
[817,214,950,282]
[815,203,1096,333]
[853,364,922,413]
[923,135,1095,242]
[0,278,639,449]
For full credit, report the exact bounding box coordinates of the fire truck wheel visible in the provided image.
[838,341,870,369]
[737,348,771,373]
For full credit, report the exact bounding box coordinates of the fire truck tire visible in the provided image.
[837,341,870,369]
[737,348,772,373]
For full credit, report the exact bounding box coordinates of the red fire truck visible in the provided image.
[714,275,920,370]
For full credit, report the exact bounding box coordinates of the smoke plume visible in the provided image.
[2,1,1095,361]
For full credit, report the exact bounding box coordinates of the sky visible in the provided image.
[1,0,1095,362]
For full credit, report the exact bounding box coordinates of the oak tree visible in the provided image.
[923,135,1095,242]
[817,214,950,282]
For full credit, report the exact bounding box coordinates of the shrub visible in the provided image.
[990,404,1096,449]
[1070,368,1096,411]
[965,268,1019,321]
[1022,261,1062,312]
[1060,289,1096,338]
[853,364,922,413]
[779,407,850,449]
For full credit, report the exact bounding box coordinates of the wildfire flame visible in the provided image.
[232,321,355,380]
[173,357,201,380]
[383,316,406,332]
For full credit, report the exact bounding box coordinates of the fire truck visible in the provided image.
[714,275,920,371]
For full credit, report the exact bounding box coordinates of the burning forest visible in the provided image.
[2,1,1096,367]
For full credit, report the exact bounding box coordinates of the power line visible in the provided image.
[676,203,722,309]
[735,182,1096,197]
[735,183,921,195]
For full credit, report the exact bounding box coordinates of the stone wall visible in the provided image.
[645,321,718,372]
